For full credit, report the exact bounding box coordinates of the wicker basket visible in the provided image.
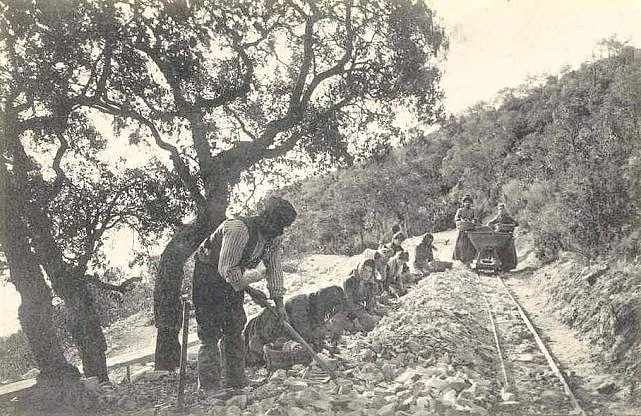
[263,344,312,371]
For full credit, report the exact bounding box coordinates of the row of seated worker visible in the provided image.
[342,228,437,318]
[244,230,426,366]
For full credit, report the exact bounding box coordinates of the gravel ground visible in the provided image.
[3,231,639,415]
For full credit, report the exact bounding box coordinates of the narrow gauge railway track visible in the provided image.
[475,273,587,415]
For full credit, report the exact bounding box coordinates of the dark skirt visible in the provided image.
[498,239,518,270]
[453,231,477,263]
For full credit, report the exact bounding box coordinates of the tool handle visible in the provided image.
[176,297,191,412]
[265,304,336,378]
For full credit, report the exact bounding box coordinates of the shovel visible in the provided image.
[245,288,337,379]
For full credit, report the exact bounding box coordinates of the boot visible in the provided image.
[197,342,221,391]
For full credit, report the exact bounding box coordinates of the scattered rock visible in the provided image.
[270,369,288,382]
[416,396,430,408]
[286,406,307,416]
[376,402,397,416]
[596,381,618,395]
[21,368,40,379]
[226,394,248,409]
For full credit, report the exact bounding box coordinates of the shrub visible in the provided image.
[0,331,35,383]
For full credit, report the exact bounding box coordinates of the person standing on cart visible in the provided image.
[192,197,297,392]
[453,194,479,266]
[487,202,519,270]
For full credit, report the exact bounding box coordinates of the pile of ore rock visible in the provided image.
[7,267,506,416]
[194,268,502,416]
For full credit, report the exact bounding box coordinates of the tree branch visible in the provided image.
[50,130,69,198]
[198,16,255,111]
[225,105,257,141]
[86,275,142,294]
[300,0,354,108]
[290,15,315,112]
[97,98,205,207]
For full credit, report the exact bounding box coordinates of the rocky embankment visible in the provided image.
[528,254,641,404]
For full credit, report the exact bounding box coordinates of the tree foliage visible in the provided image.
[2,0,449,369]
[277,41,641,260]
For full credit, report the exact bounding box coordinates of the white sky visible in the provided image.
[430,0,641,114]
[4,0,641,337]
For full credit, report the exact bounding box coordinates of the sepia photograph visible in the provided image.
[1,0,640,415]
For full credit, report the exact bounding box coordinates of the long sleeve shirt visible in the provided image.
[488,212,519,226]
[454,207,478,223]
[197,219,285,298]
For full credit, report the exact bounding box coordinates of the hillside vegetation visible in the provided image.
[277,41,641,262]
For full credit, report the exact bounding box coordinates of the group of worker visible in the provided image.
[190,195,518,395]
[453,194,519,269]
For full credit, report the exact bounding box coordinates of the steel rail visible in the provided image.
[476,274,511,390]
[495,275,587,416]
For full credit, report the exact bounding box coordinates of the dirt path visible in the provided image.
[505,271,640,415]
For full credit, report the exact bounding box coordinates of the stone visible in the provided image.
[358,363,384,383]
[440,389,457,407]
[407,340,421,353]
[226,394,248,409]
[295,387,322,403]
[381,363,397,381]
[224,405,242,416]
[338,383,353,395]
[401,395,415,407]
[283,379,308,391]
[270,369,288,381]
[346,399,366,411]
[596,381,618,395]
[514,353,536,362]
[311,400,333,412]
[444,376,468,393]
[410,381,427,396]
[416,397,430,408]
[208,406,225,415]
[359,348,376,362]
[376,402,397,416]
[264,406,286,416]
[286,406,307,416]
[394,368,418,384]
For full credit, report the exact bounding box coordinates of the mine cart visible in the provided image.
[467,230,514,274]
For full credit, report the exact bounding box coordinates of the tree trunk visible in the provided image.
[1,191,80,382]
[153,226,200,370]
[153,213,215,370]
[60,275,109,381]
[4,140,110,382]
[154,110,231,369]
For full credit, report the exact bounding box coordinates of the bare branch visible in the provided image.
[300,0,354,108]
[86,275,142,294]
[198,16,255,111]
[225,105,257,141]
[290,15,315,112]
[97,98,206,207]
[50,130,69,197]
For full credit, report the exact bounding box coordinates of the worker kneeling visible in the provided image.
[244,286,347,365]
